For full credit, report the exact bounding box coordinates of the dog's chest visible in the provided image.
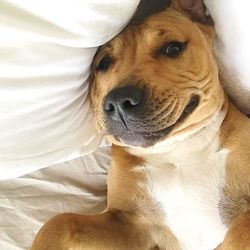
[141,139,228,250]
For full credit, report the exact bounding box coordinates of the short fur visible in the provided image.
[32,1,250,249]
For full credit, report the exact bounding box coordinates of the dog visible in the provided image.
[32,0,250,249]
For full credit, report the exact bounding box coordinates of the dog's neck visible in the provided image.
[125,97,229,250]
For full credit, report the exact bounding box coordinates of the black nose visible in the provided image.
[104,86,144,127]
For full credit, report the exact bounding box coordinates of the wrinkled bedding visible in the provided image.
[0,145,110,250]
[1,1,250,250]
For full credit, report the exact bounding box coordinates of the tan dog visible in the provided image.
[32,1,250,249]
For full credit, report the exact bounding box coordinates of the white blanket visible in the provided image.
[0,1,250,249]
[0,0,140,179]
[0,145,110,250]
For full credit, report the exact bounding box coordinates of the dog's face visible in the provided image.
[90,8,223,148]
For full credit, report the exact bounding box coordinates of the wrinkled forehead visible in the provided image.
[98,10,196,56]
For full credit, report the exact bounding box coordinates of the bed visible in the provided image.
[0,145,110,249]
[0,0,249,249]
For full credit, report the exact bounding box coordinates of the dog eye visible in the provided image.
[162,41,187,58]
[96,55,113,72]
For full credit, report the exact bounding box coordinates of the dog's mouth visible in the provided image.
[109,95,200,147]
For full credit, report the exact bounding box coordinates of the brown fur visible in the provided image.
[216,210,250,250]
[219,103,250,225]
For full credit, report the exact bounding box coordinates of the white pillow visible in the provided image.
[0,0,140,180]
[205,0,250,114]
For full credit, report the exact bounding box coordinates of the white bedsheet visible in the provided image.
[0,145,110,250]
[1,1,250,250]
[0,0,139,179]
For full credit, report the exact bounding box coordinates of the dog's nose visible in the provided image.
[104,86,144,125]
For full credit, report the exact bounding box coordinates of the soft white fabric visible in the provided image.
[0,0,140,180]
[205,0,250,114]
[0,2,250,250]
[0,145,110,250]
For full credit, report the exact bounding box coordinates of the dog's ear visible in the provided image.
[171,0,215,44]
[131,0,171,23]
[171,0,213,25]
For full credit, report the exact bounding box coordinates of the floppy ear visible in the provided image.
[172,0,213,25]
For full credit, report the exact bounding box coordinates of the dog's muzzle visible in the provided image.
[103,85,200,147]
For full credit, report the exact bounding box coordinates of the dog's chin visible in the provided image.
[109,95,200,148]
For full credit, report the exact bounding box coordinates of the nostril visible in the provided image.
[104,102,115,112]
[123,99,136,109]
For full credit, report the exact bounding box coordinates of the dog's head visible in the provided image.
[89,1,224,148]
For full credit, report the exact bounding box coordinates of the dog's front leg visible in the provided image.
[31,210,154,250]
[215,209,250,250]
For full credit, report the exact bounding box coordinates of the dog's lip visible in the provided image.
[151,94,200,135]
[113,95,200,146]
[178,95,200,122]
